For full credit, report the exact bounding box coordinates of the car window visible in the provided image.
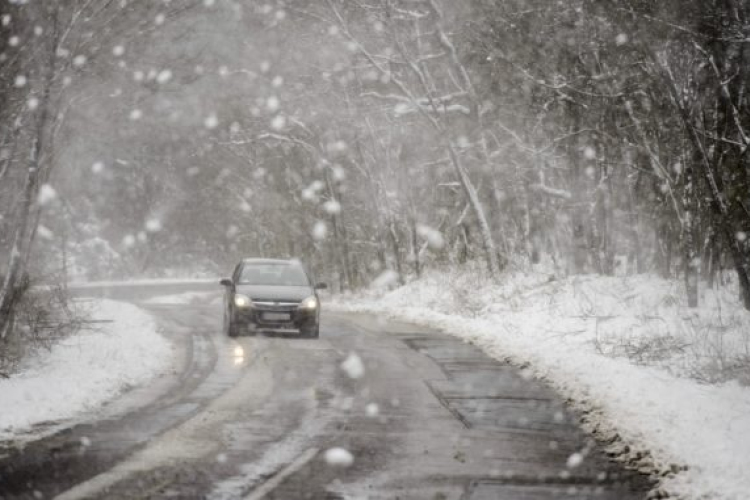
[238,264,310,286]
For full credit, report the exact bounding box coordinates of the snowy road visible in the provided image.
[0,284,650,499]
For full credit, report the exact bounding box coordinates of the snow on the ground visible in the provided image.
[144,291,221,305]
[329,267,750,500]
[68,278,217,289]
[0,299,173,442]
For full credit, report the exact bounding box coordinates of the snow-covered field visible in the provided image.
[0,299,173,443]
[329,267,750,500]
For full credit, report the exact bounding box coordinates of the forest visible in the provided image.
[1,0,749,352]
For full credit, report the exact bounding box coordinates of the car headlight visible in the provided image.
[234,294,253,308]
[299,296,318,310]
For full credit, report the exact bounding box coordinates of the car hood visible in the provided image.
[235,284,313,302]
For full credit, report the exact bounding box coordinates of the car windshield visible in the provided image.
[238,263,310,287]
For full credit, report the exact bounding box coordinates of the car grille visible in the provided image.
[253,301,299,313]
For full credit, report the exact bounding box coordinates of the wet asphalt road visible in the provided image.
[0,284,651,499]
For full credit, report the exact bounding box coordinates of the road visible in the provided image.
[0,284,651,499]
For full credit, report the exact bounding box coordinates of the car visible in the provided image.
[219,258,327,338]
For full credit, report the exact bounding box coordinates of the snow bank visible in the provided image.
[330,268,750,500]
[68,278,216,288]
[0,299,173,442]
[144,291,220,305]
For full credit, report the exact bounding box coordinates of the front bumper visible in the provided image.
[232,303,317,332]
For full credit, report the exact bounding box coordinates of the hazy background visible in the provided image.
[1,0,748,301]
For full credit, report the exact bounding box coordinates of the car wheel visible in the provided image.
[301,325,319,339]
[224,309,239,338]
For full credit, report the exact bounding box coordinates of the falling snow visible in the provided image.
[340,352,365,379]
[312,220,327,241]
[324,447,354,467]
[37,184,57,206]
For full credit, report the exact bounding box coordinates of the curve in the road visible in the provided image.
[0,286,653,500]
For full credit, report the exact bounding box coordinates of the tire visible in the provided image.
[224,309,239,338]
[301,325,319,339]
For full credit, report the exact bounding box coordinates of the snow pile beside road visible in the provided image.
[68,278,217,289]
[144,291,221,305]
[0,299,173,442]
[330,269,750,500]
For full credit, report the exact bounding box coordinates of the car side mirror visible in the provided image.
[220,278,233,287]
[314,282,328,290]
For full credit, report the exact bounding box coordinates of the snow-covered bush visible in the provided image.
[0,283,83,377]
[67,237,128,281]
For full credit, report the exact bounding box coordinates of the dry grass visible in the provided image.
[592,284,750,385]
[0,284,84,377]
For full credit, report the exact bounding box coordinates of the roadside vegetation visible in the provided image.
[0,283,83,377]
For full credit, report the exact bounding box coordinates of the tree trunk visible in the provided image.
[655,217,673,279]
[0,8,58,337]
[446,142,500,277]
[683,180,699,308]
[627,171,643,274]
[409,215,421,279]
[388,220,405,286]
[704,229,720,289]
